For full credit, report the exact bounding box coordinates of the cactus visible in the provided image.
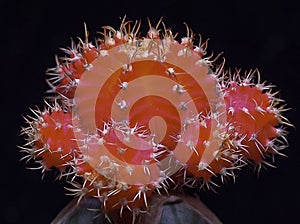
[19,17,292,223]
[221,70,290,170]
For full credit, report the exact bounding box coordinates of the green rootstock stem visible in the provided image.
[51,194,222,224]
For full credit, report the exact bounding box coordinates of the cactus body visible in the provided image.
[20,17,291,222]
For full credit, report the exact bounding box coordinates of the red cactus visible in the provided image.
[222,70,290,170]
[20,103,80,172]
[20,17,291,223]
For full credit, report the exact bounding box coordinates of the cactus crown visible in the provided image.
[20,17,292,222]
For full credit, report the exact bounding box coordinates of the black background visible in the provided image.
[2,0,299,223]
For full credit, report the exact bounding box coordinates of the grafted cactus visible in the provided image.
[19,17,292,224]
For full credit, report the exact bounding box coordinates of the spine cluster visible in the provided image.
[20,17,291,222]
